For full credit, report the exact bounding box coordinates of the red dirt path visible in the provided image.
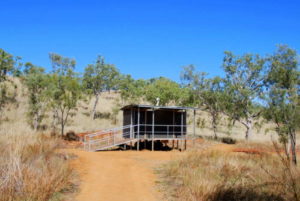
[68,141,265,201]
[69,149,179,201]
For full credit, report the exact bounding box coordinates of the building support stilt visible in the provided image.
[152,140,154,151]
[144,110,147,149]
[152,108,155,151]
[181,111,184,151]
[137,108,140,151]
[130,109,133,150]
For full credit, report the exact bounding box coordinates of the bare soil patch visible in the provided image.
[69,149,180,201]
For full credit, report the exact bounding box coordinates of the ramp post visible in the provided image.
[89,138,91,151]
[144,110,147,148]
[113,129,115,145]
[172,111,175,139]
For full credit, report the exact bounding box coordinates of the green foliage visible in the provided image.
[0,49,20,118]
[48,53,82,136]
[23,62,48,130]
[49,53,76,76]
[119,76,188,106]
[264,45,299,164]
[181,65,225,138]
[145,77,183,106]
[119,74,147,104]
[83,56,120,94]
[0,49,15,82]
[83,55,120,118]
[0,44,299,153]
[222,51,266,139]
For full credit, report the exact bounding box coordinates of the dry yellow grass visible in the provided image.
[0,78,278,143]
[0,132,75,201]
[0,79,123,135]
[0,79,296,201]
[159,142,300,201]
[0,79,76,201]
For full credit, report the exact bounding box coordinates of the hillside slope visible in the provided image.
[0,78,276,142]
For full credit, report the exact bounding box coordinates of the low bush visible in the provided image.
[221,137,236,144]
[64,130,79,141]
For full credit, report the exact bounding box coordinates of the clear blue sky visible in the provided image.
[1,0,299,81]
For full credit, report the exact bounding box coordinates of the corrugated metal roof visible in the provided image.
[120,104,198,110]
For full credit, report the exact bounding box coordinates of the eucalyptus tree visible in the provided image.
[0,49,15,82]
[264,45,299,164]
[83,55,120,119]
[145,77,183,106]
[119,74,147,104]
[23,63,48,130]
[48,53,82,136]
[181,65,225,138]
[222,52,266,140]
[0,49,21,119]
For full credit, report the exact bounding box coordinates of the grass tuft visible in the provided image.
[159,143,300,201]
[0,133,75,201]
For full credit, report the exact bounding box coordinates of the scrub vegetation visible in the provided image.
[159,142,300,201]
[0,133,75,201]
[0,44,298,200]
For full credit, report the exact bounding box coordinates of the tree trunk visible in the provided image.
[61,123,64,138]
[245,118,253,140]
[290,130,297,165]
[61,115,65,137]
[61,109,64,137]
[51,110,58,135]
[33,112,39,131]
[91,93,100,119]
[284,136,291,161]
[212,115,218,139]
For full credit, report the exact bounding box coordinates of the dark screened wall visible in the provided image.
[122,108,187,138]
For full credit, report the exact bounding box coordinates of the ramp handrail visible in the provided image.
[83,124,192,151]
[84,125,136,151]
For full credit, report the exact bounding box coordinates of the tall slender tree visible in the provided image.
[48,53,81,136]
[0,49,15,82]
[264,45,300,164]
[0,49,20,119]
[181,65,225,138]
[23,62,48,130]
[83,56,120,119]
[222,52,265,140]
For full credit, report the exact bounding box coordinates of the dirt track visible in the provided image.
[70,150,179,201]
